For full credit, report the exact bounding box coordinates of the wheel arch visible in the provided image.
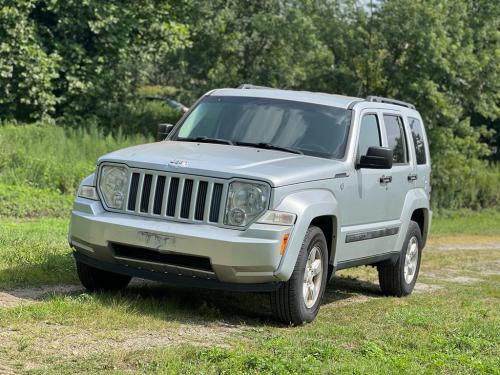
[396,188,431,252]
[410,207,430,248]
[310,215,338,266]
[272,189,339,282]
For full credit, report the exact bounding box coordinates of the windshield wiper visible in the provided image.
[178,136,233,145]
[235,141,303,155]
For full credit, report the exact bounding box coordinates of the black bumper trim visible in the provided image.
[73,251,281,292]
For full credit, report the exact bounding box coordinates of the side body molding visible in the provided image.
[272,189,339,281]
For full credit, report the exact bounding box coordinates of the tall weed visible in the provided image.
[0,123,150,193]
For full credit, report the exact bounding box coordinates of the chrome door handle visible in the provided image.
[380,175,392,184]
[408,173,418,182]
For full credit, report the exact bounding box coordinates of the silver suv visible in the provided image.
[69,85,431,324]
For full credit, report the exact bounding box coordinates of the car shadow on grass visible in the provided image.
[0,265,383,326]
[85,274,384,326]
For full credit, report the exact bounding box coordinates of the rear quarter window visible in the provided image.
[408,117,427,165]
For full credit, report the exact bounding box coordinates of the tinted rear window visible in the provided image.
[383,114,408,164]
[409,117,427,165]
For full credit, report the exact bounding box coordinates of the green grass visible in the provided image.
[0,216,499,374]
[0,183,73,218]
[0,199,499,373]
[0,248,497,374]
[0,123,150,194]
[432,209,500,236]
[0,218,76,287]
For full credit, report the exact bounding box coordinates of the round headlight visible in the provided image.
[225,181,270,227]
[98,165,129,209]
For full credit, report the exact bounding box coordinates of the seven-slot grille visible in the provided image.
[122,170,227,224]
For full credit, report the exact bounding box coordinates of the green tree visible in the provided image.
[162,0,332,98]
[0,1,60,121]
[0,0,187,124]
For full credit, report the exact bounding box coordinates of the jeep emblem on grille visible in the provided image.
[169,159,189,168]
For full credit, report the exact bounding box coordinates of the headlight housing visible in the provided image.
[98,165,129,209]
[224,181,270,227]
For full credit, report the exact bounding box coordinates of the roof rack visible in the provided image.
[237,83,275,90]
[366,96,416,110]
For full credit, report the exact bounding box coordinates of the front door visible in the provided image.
[337,111,394,263]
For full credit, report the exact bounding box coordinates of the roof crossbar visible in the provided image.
[237,83,275,90]
[366,96,416,110]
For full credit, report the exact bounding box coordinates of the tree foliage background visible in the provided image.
[0,0,499,210]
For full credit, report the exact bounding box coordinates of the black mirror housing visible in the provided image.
[357,146,393,169]
[157,123,174,141]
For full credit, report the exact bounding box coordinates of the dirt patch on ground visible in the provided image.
[0,321,244,373]
[424,273,482,284]
[0,364,17,375]
[428,235,500,250]
[0,284,83,308]
[413,282,443,293]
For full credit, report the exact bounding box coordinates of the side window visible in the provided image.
[358,114,381,157]
[409,117,427,165]
[383,115,408,164]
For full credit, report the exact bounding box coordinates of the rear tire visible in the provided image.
[377,220,422,296]
[271,226,328,325]
[76,260,131,292]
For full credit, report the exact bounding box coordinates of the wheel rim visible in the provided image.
[303,245,323,308]
[404,236,419,284]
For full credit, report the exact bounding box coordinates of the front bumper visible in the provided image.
[69,198,293,287]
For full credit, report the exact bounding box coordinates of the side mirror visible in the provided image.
[357,146,393,169]
[157,123,174,141]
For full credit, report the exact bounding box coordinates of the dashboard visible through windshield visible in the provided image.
[172,96,352,159]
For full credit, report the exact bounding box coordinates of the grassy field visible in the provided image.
[0,210,498,374]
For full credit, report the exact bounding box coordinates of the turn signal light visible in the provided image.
[280,233,290,256]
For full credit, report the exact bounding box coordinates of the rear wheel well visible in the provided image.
[410,208,428,246]
[310,215,337,264]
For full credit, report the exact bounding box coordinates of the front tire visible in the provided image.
[76,260,132,292]
[377,220,422,296]
[271,226,328,325]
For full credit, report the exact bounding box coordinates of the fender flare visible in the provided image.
[394,188,431,252]
[272,189,339,281]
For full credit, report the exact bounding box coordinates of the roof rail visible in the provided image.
[366,96,416,110]
[237,83,275,90]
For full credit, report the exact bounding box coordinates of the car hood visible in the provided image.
[98,141,347,187]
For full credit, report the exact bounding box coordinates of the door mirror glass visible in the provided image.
[157,123,174,141]
[357,146,393,169]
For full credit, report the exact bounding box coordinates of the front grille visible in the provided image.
[112,243,213,272]
[117,169,227,224]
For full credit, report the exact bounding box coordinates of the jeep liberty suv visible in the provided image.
[69,85,431,324]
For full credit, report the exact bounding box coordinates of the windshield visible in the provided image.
[173,96,352,159]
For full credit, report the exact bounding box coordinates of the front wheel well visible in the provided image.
[310,215,337,264]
